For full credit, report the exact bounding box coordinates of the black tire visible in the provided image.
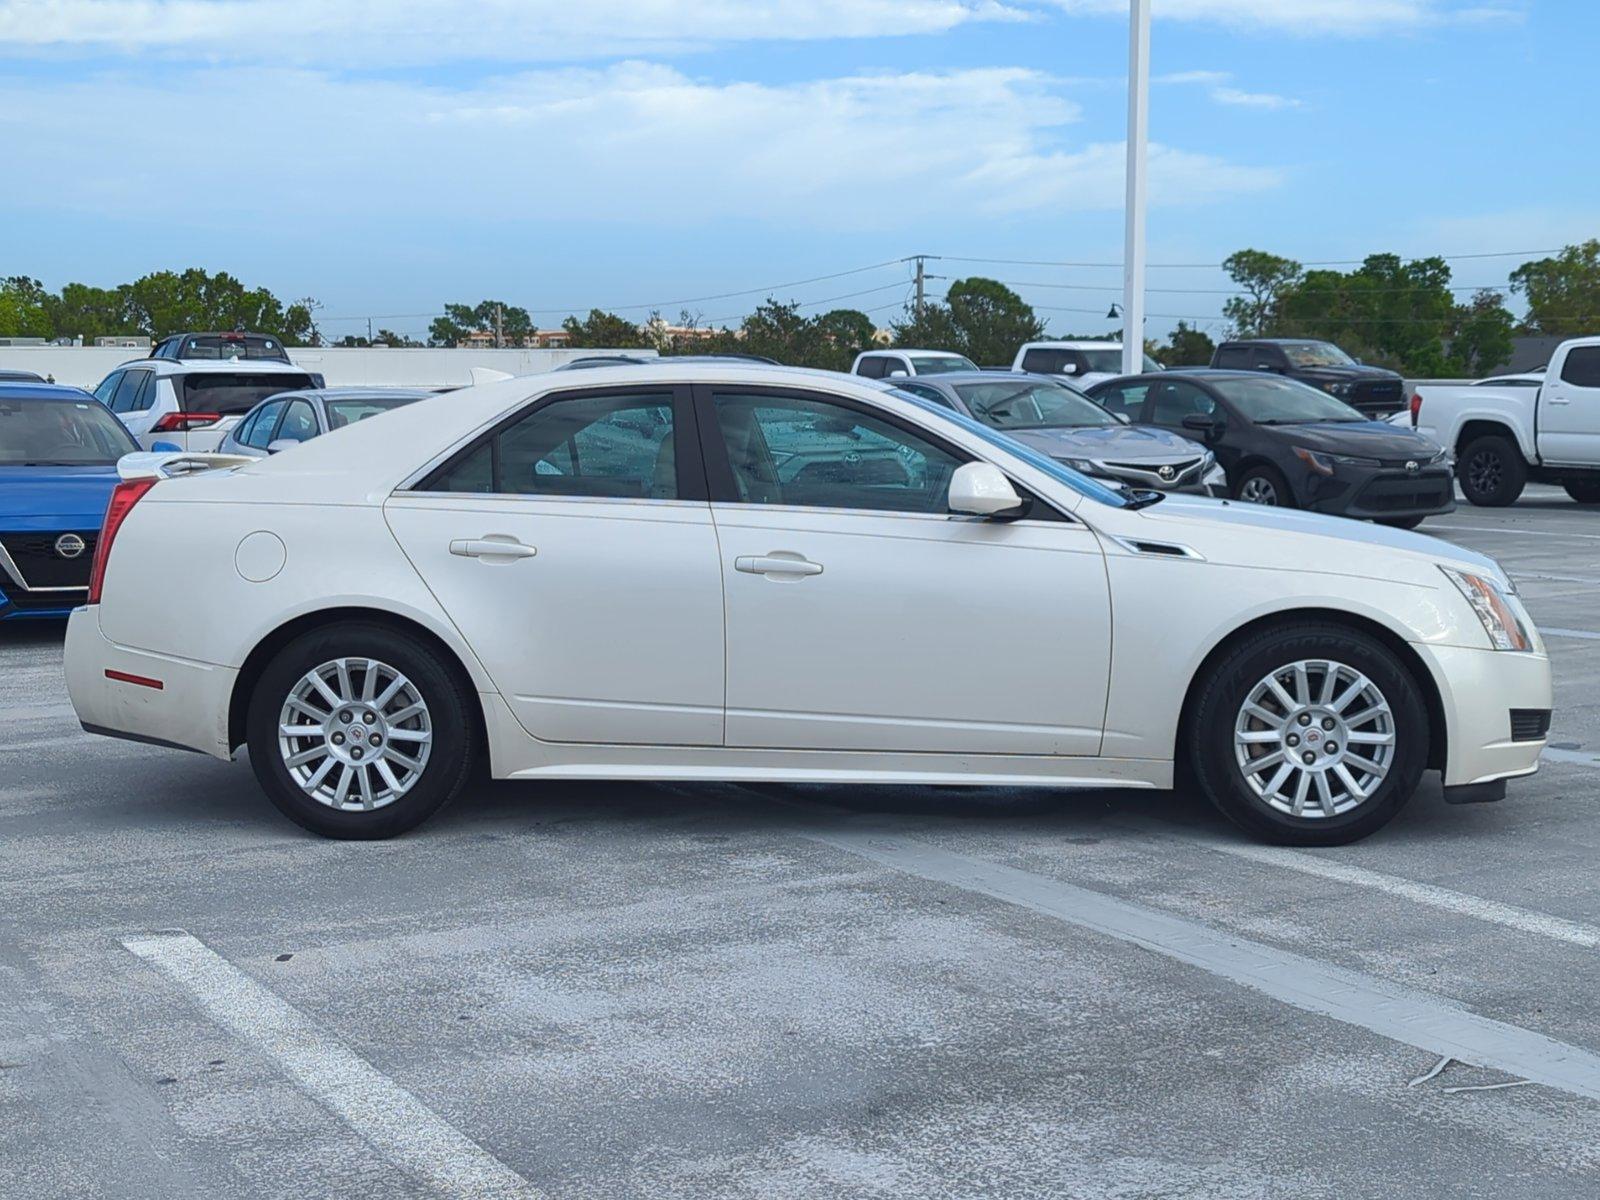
[247,622,476,839]
[1562,478,1600,504]
[1232,463,1295,508]
[1377,515,1426,530]
[1456,434,1526,506]
[1185,622,1429,846]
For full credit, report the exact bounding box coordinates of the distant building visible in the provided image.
[0,337,46,347]
[1483,335,1569,375]
[94,335,150,349]
[532,329,571,349]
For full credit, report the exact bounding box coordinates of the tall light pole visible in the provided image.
[1121,0,1150,377]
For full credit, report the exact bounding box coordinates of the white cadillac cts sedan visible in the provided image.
[65,363,1551,845]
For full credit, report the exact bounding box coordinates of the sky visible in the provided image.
[0,0,1594,344]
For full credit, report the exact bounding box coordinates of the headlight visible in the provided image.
[1293,446,1381,475]
[1440,566,1532,651]
[1058,457,1097,474]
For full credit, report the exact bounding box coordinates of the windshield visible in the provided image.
[1079,349,1162,375]
[954,379,1119,430]
[909,354,979,375]
[0,396,138,465]
[886,387,1130,508]
[1279,341,1355,368]
[325,394,427,430]
[1212,376,1365,424]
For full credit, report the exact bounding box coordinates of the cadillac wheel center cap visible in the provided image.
[54,533,86,559]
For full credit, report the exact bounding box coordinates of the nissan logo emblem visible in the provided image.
[1405,460,1419,474]
[54,533,86,560]
[1158,465,1176,481]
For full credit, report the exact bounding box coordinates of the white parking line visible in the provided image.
[1542,627,1600,642]
[123,932,543,1200]
[1190,839,1600,949]
[1513,571,1600,587]
[1542,746,1600,767]
[806,825,1600,1102]
[1435,524,1600,542]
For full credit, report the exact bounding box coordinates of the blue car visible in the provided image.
[0,384,138,620]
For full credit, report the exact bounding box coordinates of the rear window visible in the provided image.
[325,394,426,429]
[173,334,291,362]
[180,373,317,415]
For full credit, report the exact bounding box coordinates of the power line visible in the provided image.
[938,248,1563,270]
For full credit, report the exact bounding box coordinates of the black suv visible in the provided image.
[1210,339,1405,419]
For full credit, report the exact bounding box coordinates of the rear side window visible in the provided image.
[1560,346,1600,388]
[1020,348,1084,376]
[179,373,315,415]
[426,391,678,499]
[93,371,123,406]
[855,356,888,379]
[109,371,146,414]
[1213,344,1251,369]
[1092,383,1150,422]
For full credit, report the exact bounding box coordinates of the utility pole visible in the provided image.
[1122,0,1150,377]
[366,316,373,344]
[494,303,504,349]
[914,256,926,318]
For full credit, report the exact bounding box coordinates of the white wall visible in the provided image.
[0,346,656,389]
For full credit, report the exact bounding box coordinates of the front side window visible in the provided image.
[1091,383,1150,422]
[93,371,123,407]
[710,391,963,514]
[109,370,146,414]
[0,397,139,465]
[1210,376,1364,424]
[277,400,319,443]
[1150,381,1218,426]
[241,399,288,448]
[954,379,1116,430]
[429,391,677,499]
[1560,346,1600,388]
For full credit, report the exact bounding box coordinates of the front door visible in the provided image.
[1538,344,1600,465]
[697,385,1111,756]
[384,385,726,747]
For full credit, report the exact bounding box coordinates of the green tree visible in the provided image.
[1274,253,1457,375]
[1156,320,1215,367]
[1222,250,1302,336]
[375,328,420,347]
[809,308,878,371]
[117,268,314,343]
[46,282,136,343]
[430,300,535,346]
[1447,289,1516,376]
[561,308,648,348]
[889,276,1043,365]
[1510,240,1600,336]
[0,276,54,339]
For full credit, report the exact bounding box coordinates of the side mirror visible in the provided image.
[1181,413,1221,438]
[266,438,301,454]
[948,462,1026,518]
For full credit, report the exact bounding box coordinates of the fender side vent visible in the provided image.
[1121,539,1201,559]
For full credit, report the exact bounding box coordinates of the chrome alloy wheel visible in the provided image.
[1239,476,1279,505]
[277,658,433,811]
[1232,659,1395,818]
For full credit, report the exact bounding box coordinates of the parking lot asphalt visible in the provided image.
[3,484,1600,1200]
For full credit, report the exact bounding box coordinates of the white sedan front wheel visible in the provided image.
[1187,623,1428,845]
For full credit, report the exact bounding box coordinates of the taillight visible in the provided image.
[87,478,157,604]
[152,412,222,432]
[1409,393,1422,427]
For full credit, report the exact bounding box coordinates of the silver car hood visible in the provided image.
[1006,424,1203,462]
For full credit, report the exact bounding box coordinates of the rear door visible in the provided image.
[384,384,727,747]
[1537,344,1600,465]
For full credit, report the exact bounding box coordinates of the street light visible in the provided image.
[1121,0,1150,377]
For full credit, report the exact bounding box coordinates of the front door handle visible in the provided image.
[735,553,823,578]
[450,537,537,561]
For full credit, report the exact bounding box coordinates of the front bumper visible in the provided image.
[65,607,237,760]
[1415,642,1552,787]
[1303,465,1455,519]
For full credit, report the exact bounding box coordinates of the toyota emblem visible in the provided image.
[1405,460,1419,474]
[1158,465,1176,481]
[54,533,86,560]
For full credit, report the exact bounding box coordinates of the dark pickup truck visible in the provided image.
[1210,338,1406,419]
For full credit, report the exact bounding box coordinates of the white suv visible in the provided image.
[92,358,319,452]
[1012,341,1163,388]
[852,349,979,379]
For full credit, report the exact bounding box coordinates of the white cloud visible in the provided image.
[1049,0,1523,36]
[0,63,1281,232]
[0,0,1032,63]
[1159,70,1301,110]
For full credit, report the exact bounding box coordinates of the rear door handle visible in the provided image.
[735,554,823,578]
[450,537,537,561]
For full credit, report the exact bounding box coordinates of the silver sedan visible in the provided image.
[892,371,1227,495]
[218,387,436,458]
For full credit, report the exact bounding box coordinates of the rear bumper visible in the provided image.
[1416,642,1552,787]
[65,606,236,760]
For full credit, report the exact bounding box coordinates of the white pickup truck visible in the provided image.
[1406,335,1600,506]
